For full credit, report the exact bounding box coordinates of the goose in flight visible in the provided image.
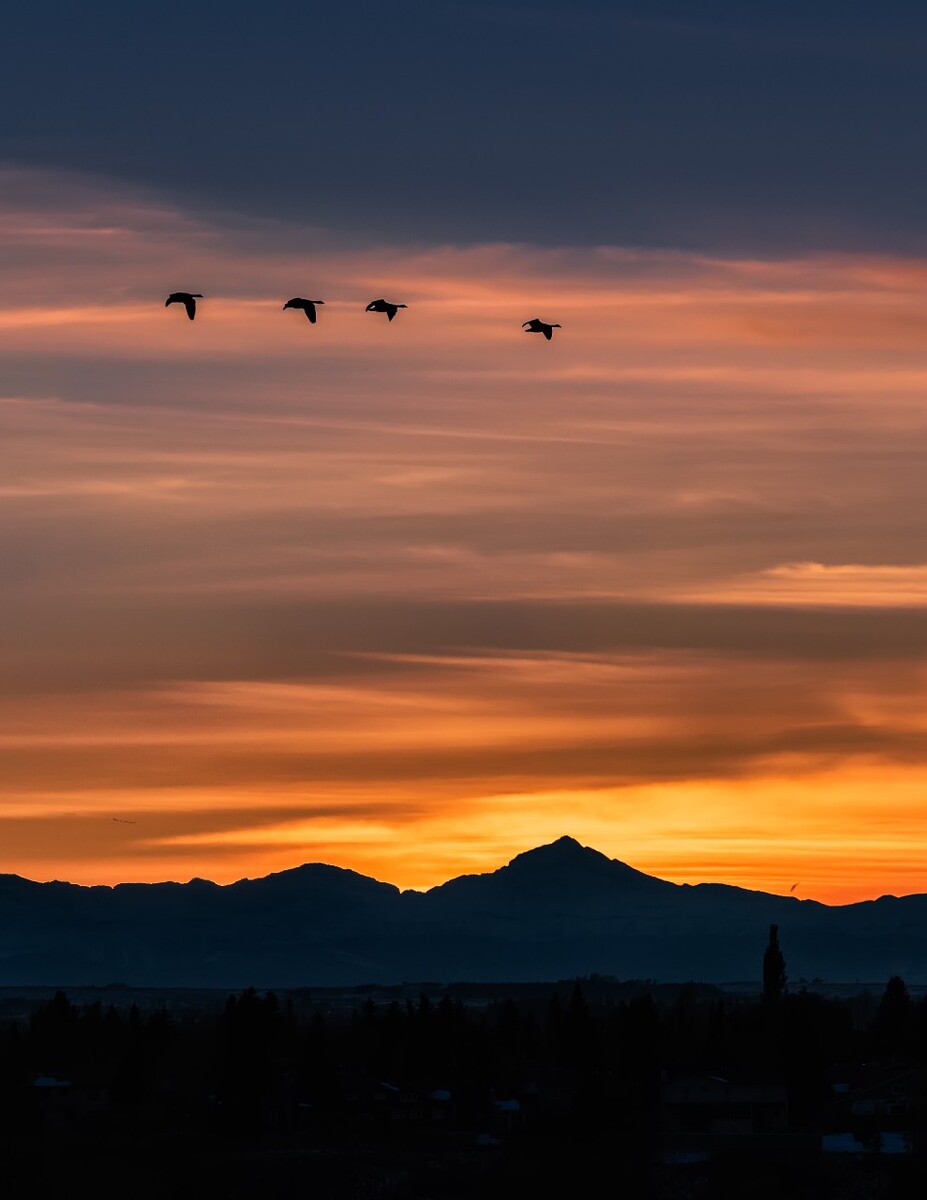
[165,292,203,321]
[365,298,407,322]
[283,297,325,324]
[523,318,561,341]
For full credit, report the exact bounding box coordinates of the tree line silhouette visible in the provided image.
[2,947,927,1196]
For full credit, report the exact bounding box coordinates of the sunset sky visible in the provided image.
[4,1,927,903]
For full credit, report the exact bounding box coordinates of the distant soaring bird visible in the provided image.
[789,883,799,893]
[165,292,203,321]
[523,318,561,341]
[365,298,407,322]
[283,297,325,324]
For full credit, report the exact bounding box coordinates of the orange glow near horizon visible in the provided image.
[5,166,927,907]
[9,766,927,906]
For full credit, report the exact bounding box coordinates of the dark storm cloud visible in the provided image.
[6,1,927,250]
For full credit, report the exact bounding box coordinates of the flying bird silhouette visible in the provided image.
[523,318,561,341]
[365,298,407,322]
[165,292,203,321]
[789,883,799,893]
[112,818,137,825]
[283,297,324,324]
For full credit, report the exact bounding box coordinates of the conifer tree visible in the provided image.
[762,923,787,1005]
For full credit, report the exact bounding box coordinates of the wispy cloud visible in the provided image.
[683,562,927,607]
[4,165,927,901]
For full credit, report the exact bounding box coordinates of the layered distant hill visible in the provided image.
[2,836,926,988]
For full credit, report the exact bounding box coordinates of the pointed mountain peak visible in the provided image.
[424,835,672,909]
[507,836,604,869]
[500,836,670,890]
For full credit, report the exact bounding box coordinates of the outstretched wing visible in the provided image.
[543,326,552,340]
[386,305,397,321]
[184,296,196,321]
[305,303,317,323]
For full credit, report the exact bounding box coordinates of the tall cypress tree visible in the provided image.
[763,923,787,1005]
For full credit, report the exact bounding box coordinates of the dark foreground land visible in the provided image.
[2,976,927,1198]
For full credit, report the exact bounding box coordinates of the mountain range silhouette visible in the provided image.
[2,836,925,987]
